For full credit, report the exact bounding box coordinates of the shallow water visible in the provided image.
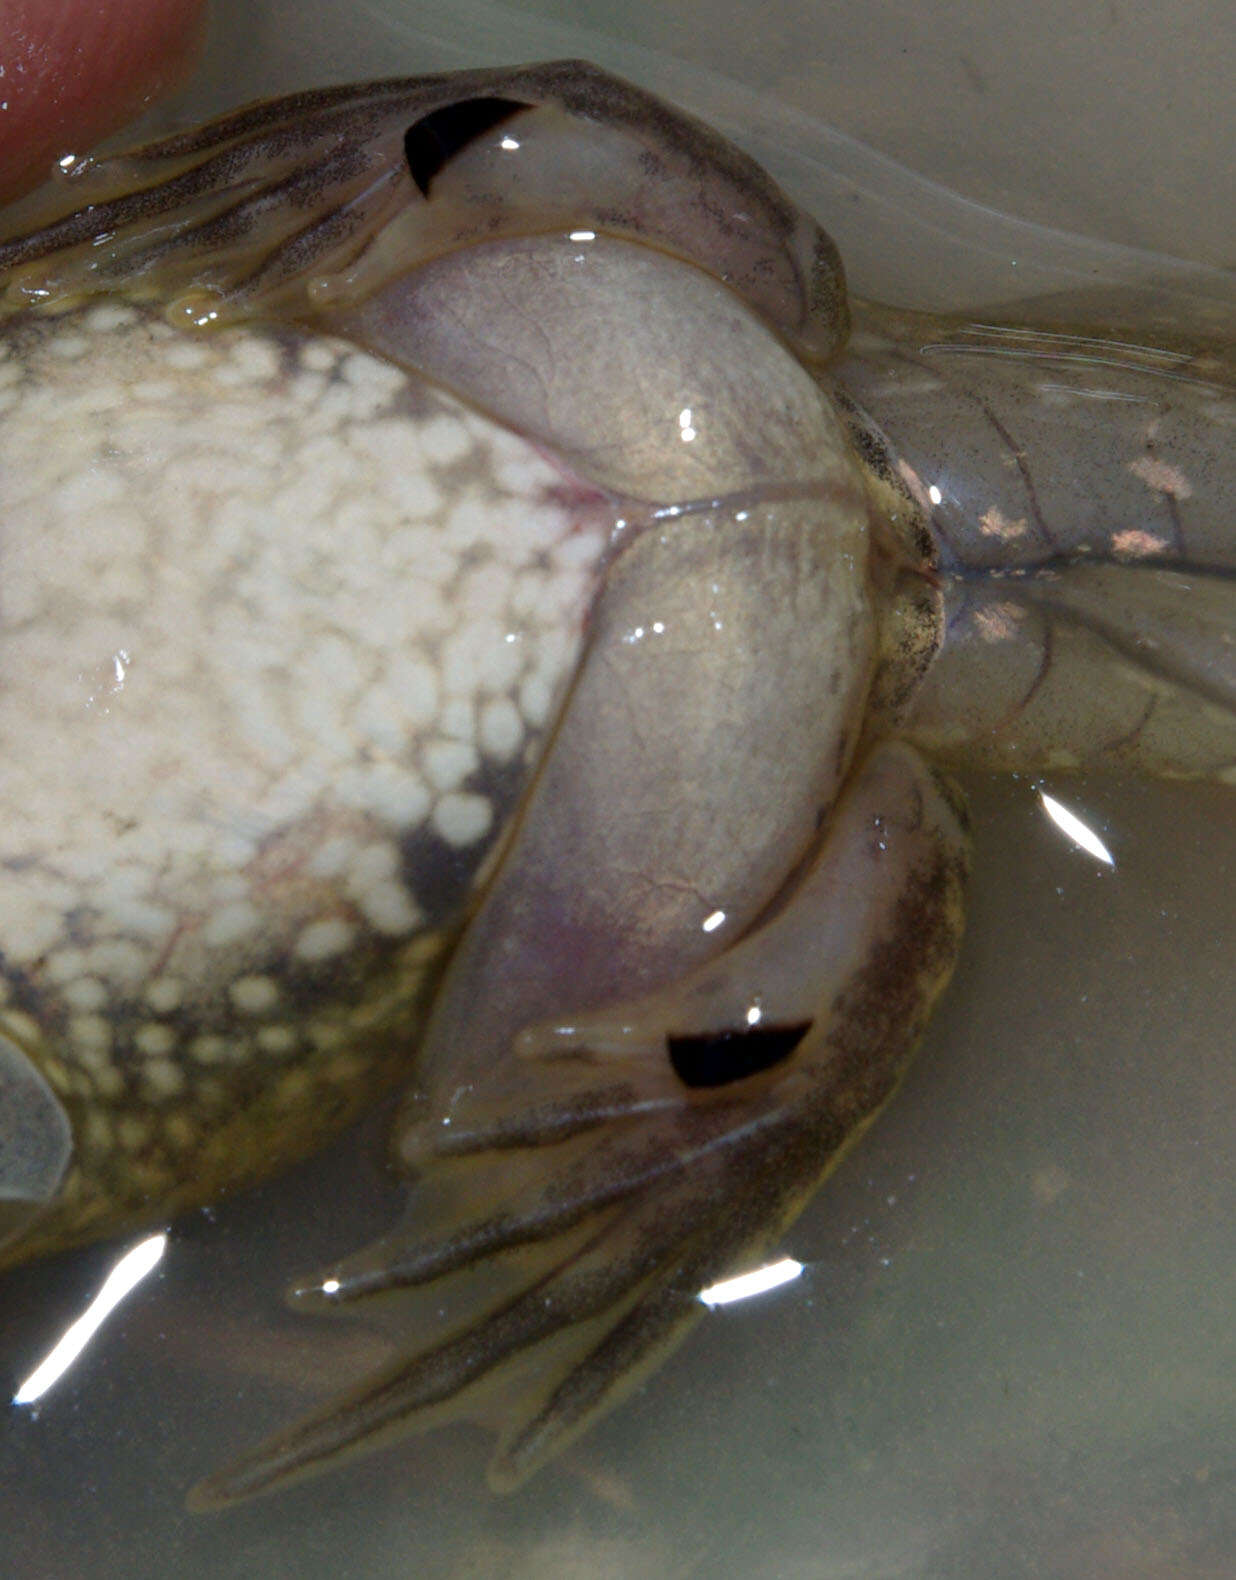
[5,3,1236,1577]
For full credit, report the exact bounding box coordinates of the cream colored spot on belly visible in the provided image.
[433,792,494,848]
[84,1109,114,1153]
[142,1057,186,1099]
[163,339,212,371]
[354,880,421,936]
[418,414,472,465]
[145,977,183,1012]
[47,333,90,360]
[68,1015,112,1062]
[478,696,524,761]
[84,304,137,333]
[63,976,107,1012]
[425,739,479,793]
[189,1035,236,1066]
[519,673,554,727]
[135,1022,177,1057]
[256,1025,297,1055]
[116,1115,149,1151]
[294,918,356,961]
[230,976,280,1014]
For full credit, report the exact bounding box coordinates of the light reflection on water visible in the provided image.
[12,1233,167,1407]
[3,3,1235,1576]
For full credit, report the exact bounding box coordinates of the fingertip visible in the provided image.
[0,0,208,201]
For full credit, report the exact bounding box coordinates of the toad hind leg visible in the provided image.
[190,737,968,1507]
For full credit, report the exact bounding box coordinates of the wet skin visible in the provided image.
[0,63,1231,1503]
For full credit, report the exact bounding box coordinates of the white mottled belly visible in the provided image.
[0,303,614,1246]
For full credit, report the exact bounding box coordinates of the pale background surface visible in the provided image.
[4,4,1235,1577]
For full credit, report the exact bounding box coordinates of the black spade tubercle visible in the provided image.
[402,97,534,198]
[668,1021,812,1089]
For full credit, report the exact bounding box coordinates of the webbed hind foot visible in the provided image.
[191,744,968,1506]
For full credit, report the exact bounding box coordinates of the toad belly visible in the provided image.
[0,303,615,1263]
